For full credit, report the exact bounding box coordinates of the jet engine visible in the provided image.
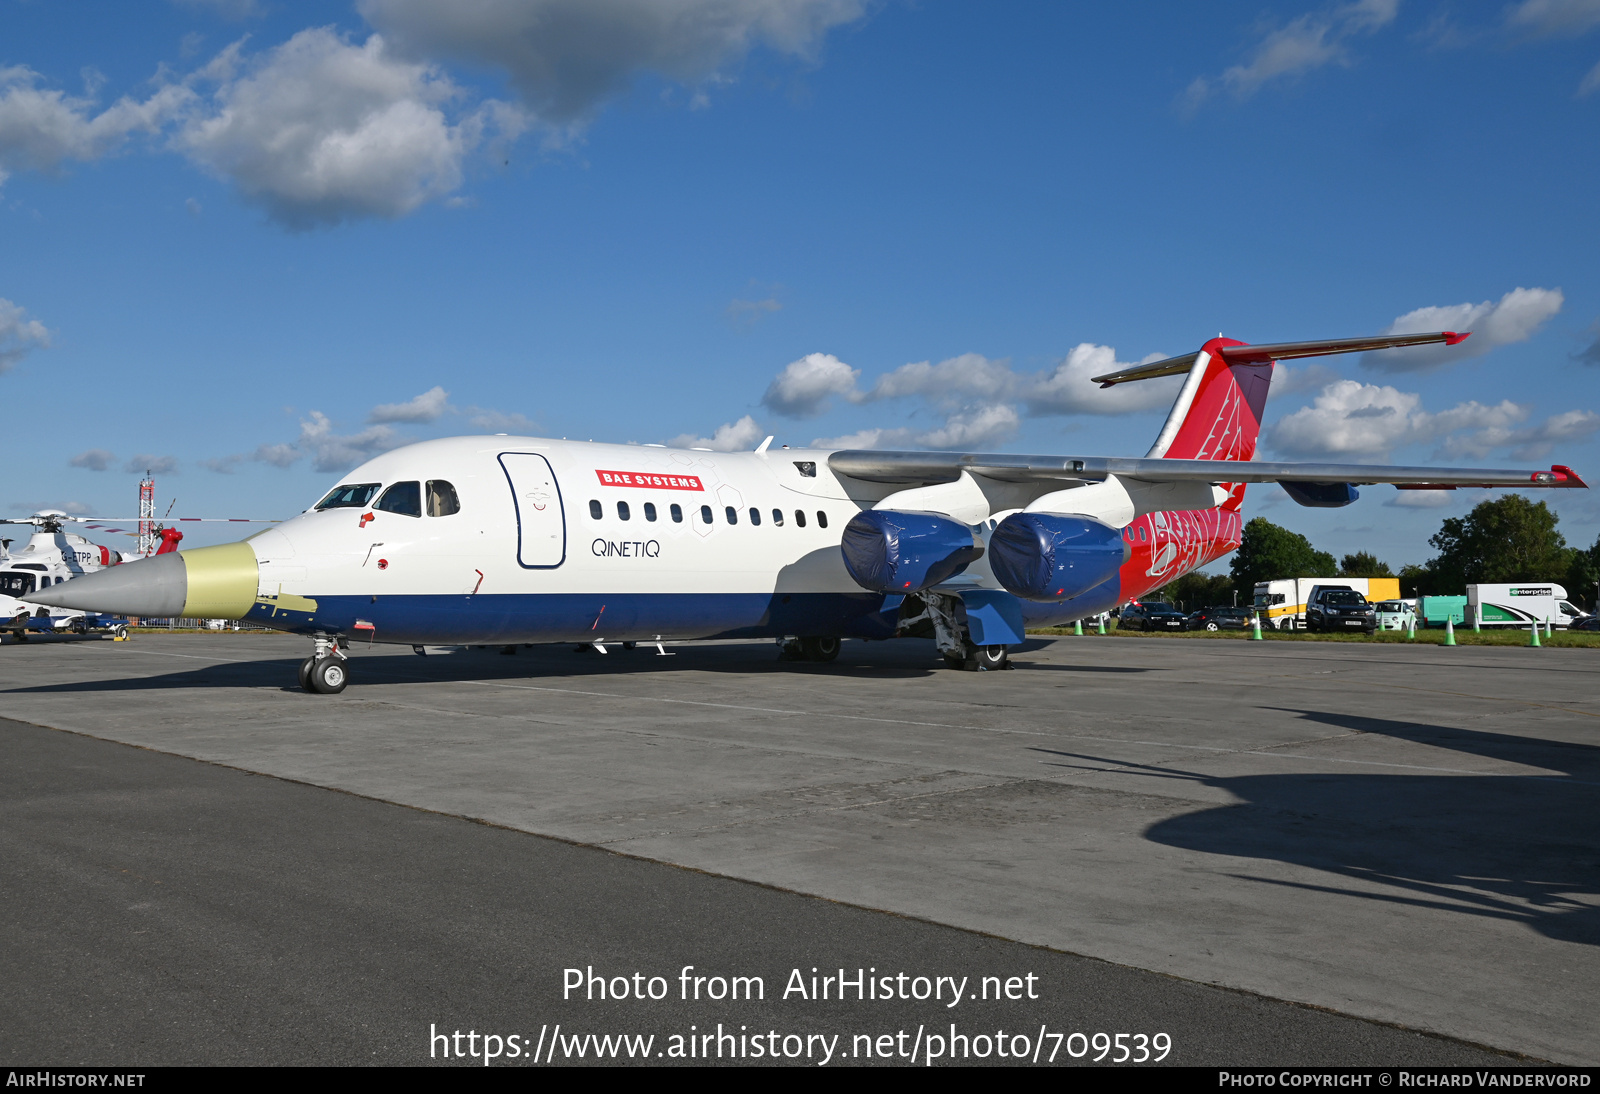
[989,512,1127,602]
[841,509,984,593]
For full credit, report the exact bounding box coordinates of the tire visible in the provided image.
[971,644,1009,670]
[799,635,840,663]
[307,656,349,694]
[298,655,317,692]
[1205,622,1219,632]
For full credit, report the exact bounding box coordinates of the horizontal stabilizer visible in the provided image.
[1091,331,1469,387]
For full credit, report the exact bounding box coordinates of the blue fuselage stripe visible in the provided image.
[247,591,902,644]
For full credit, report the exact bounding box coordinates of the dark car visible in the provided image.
[1120,602,1188,631]
[1304,586,1377,634]
[1187,606,1252,631]
[1573,615,1600,632]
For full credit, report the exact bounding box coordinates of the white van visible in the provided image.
[1466,584,1589,629]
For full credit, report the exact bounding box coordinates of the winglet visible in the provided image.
[755,435,774,454]
[1442,331,1471,346]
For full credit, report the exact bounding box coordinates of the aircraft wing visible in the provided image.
[828,450,1589,490]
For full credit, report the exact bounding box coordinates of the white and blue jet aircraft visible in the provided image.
[33,330,1588,693]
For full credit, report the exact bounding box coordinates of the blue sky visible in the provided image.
[3,0,1598,570]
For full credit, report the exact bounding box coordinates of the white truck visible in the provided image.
[1253,577,1401,631]
[1466,584,1590,629]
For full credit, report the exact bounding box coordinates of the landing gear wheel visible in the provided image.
[799,635,840,662]
[298,655,317,692]
[307,656,348,694]
[971,644,1009,670]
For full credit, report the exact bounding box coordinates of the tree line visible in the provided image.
[1154,495,1600,611]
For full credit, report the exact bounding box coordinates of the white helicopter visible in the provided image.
[32,329,1588,690]
[1,510,275,642]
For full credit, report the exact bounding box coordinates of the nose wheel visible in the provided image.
[300,636,350,694]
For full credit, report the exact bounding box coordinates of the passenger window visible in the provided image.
[700,505,713,524]
[426,480,460,517]
[772,509,784,526]
[1139,527,1148,542]
[644,502,657,522]
[671,503,683,523]
[817,511,828,529]
[795,510,807,528]
[725,506,738,525]
[618,501,631,521]
[589,500,602,520]
[375,481,422,517]
[749,507,761,526]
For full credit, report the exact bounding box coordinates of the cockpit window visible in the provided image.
[315,483,381,510]
[426,480,460,517]
[376,481,422,517]
[0,572,36,598]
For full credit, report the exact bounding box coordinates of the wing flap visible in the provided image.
[829,449,1586,489]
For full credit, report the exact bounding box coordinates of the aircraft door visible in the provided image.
[498,453,566,568]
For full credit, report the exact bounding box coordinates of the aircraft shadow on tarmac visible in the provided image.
[1031,708,1600,948]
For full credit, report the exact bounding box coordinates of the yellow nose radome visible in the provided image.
[26,541,259,619]
[178,541,260,618]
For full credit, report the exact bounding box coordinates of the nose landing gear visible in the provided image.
[299,635,350,694]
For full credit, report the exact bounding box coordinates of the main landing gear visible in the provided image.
[900,592,1014,671]
[778,635,841,662]
[299,635,349,694]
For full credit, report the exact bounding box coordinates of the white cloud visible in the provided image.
[1265,379,1594,464]
[1267,362,1341,401]
[172,0,265,18]
[1506,0,1600,35]
[360,0,868,120]
[1022,344,1183,416]
[1362,287,1564,372]
[1581,58,1600,95]
[200,454,240,473]
[467,407,538,432]
[1505,409,1600,460]
[0,297,52,371]
[1385,489,1457,508]
[1183,0,1398,109]
[69,449,115,471]
[812,405,1021,451]
[667,414,766,451]
[726,295,781,326]
[868,352,1020,406]
[125,454,180,475]
[297,410,401,472]
[1268,380,1425,459]
[368,385,451,423]
[761,352,863,417]
[252,442,301,468]
[0,65,192,183]
[176,29,522,229]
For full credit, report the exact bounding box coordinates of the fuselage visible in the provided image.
[241,436,1242,645]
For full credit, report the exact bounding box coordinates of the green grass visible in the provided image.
[1026,625,1600,648]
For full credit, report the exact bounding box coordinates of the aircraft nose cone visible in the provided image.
[26,542,258,619]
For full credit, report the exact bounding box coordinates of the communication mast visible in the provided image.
[138,472,156,556]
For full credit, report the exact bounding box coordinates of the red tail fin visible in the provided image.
[1146,338,1273,464]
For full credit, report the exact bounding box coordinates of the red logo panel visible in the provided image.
[596,469,704,491]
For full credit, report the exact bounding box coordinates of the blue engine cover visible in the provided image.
[1280,481,1359,508]
[990,512,1125,602]
[841,509,984,593]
